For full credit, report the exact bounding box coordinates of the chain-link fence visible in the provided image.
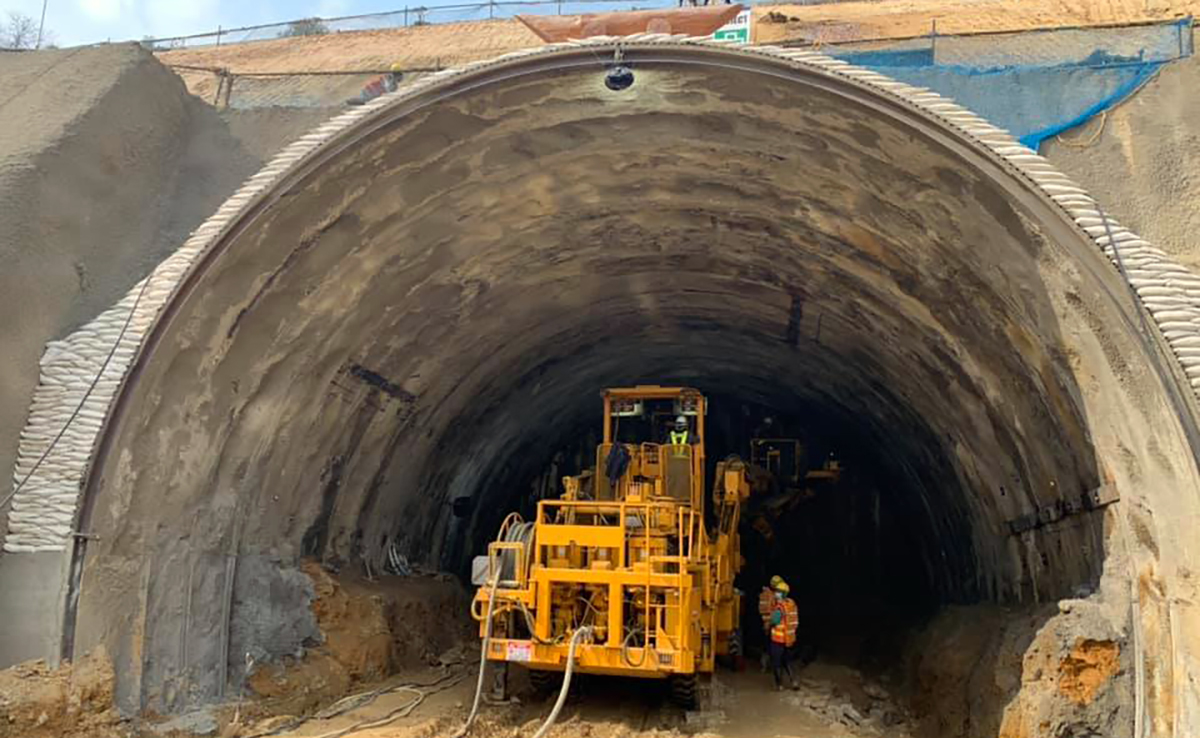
[821,17,1193,70]
[813,18,1194,149]
[142,0,704,49]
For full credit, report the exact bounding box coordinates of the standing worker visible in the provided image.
[758,574,783,671]
[768,579,800,691]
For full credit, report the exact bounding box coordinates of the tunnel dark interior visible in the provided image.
[65,47,1162,713]
[454,387,954,669]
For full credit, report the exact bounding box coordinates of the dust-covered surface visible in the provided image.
[754,0,1200,44]
[67,42,1200,731]
[245,658,921,738]
[0,43,260,544]
[0,647,124,738]
[1044,37,1200,272]
[0,43,265,668]
[221,107,340,161]
[158,20,544,107]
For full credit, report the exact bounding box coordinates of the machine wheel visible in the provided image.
[728,629,742,658]
[669,673,699,709]
[527,667,562,697]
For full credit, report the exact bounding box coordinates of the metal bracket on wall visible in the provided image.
[328,362,416,419]
[1005,482,1121,535]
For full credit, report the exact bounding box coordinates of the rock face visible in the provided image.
[245,562,471,716]
[909,599,1133,738]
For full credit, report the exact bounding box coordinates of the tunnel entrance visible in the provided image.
[50,40,1200,737]
[463,391,944,676]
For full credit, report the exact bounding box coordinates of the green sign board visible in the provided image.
[712,9,751,44]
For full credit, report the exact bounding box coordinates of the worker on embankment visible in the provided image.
[347,62,404,105]
[768,579,800,691]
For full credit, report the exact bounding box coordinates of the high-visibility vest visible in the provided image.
[669,430,689,446]
[758,588,774,628]
[770,599,799,646]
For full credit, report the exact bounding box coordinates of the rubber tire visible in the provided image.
[669,673,699,709]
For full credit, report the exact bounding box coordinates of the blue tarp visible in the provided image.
[827,18,1190,150]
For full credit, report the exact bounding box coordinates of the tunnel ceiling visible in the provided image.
[12,39,1198,713]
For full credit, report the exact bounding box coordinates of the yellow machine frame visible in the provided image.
[471,386,749,682]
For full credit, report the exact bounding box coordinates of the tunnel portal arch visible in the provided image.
[4,38,1200,730]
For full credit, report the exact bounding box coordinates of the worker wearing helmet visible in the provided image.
[669,415,689,445]
[346,62,405,106]
[768,579,800,691]
[668,415,690,457]
[757,574,784,671]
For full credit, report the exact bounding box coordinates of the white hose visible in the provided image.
[532,626,594,738]
[450,573,500,738]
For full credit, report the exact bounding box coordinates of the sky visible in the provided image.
[1,0,435,46]
[1,0,676,46]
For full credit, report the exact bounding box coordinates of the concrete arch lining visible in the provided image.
[9,38,1199,554]
[3,36,1199,731]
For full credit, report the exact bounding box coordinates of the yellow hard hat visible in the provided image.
[773,580,789,594]
[390,62,404,73]
[769,575,783,588]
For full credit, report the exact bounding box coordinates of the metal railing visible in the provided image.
[142,0,688,50]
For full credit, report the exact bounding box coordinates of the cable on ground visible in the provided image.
[242,669,464,738]
[449,571,500,738]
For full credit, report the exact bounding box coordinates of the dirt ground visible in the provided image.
[0,565,1131,738]
[245,658,918,738]
[234,562,473,722]
[0,646,124,738]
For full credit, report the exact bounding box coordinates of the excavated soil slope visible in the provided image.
[0,44,260,544]
[159,20,544,106]
[755,0,1200,44]
[1044,50,1200,273]
[0,647,121,738]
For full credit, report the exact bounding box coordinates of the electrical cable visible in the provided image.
[1,270,155,518]
[531,625,594,738]
[244,670,465,738]
[449,572,500,738]
[621,626,647,668]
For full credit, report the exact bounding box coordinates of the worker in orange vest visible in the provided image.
[757,575,783,671]
[768,579,800,691]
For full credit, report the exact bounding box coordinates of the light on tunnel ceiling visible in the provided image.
[605,65,634,92]
[605,46,634,92]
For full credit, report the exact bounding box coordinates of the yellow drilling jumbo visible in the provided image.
[470,386,755,704]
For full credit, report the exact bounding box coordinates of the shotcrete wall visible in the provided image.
[3,39,1200,734]
[0,44,262,665]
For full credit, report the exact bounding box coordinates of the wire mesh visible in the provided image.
[140,0,717,50]
[827,18,1193,71]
